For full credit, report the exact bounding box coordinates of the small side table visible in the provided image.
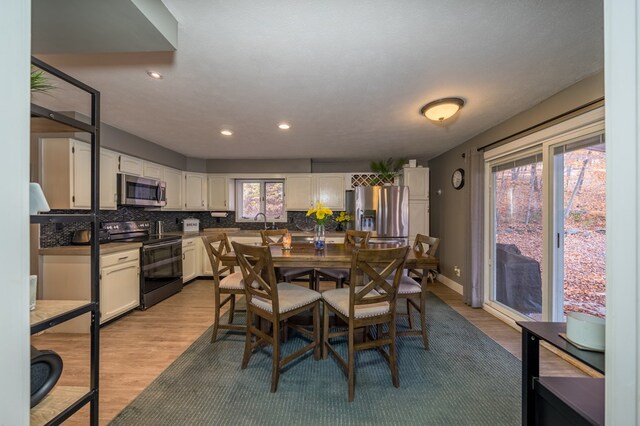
[517,321,605,426]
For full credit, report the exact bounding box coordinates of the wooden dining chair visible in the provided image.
[394,234,440,350]
[314,230,370,290]
[232,241,322,393]
[202,234,246,343]
[322,246,409,401]
[260,229,316,290]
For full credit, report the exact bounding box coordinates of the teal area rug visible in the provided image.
[111,293,521,425]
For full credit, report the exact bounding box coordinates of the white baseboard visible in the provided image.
[482,303,520,331]
[437,274,463,295]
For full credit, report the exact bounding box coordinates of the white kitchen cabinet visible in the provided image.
[285,175,314,211]
[314,174,345,211]
[208,175,229,210]
[119,154,143,176]
[40,138,117,210]
[99,250,140,323]
[408,199,429,243]
[402,167,430,241]
[163,167,183,210]
[40,248,141,332]
[100,149,118,210]
[403,167,429,200]
[143,161,164,180]
[182,237,199,283]
[199,237,213,276]
[184,172,208,211]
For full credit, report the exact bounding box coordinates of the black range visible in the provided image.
[101,221,183,309]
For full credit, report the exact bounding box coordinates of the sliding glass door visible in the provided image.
[552,136,606,320]
[485,109,605,322]
[490,154,544,319]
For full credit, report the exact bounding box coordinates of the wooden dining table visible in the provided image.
[222,242,438,273]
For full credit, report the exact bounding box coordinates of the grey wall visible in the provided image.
[100,122,188,170]
[311,160,373,173]
[427,71,604,287]
[206,159,312,173]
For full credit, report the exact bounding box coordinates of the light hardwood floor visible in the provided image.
[31,278,589,425]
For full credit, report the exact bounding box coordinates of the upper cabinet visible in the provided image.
[314,174,345,211]
[40,138,117,210]
[403,167,429,200]
[184,172,208,210]
[285,174,346,211]
[100,149,118,210]
[119,154,143,176]
[142,161,163,180]
[163,167,183,211]
[285,175,314,211]
[208,175,228,210]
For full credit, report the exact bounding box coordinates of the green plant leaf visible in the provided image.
[31,67,55,94]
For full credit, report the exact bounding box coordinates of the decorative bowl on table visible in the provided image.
[566,312,605,351]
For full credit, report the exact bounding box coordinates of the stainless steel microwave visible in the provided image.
[117,174,167,207]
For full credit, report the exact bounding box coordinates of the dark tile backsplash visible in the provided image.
[40,207,341,247]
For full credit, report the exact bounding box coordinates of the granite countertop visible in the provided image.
[39,242,143,256]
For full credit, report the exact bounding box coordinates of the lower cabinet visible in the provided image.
[40,248,141,332]
[182,238,198,283]
[200,237,213,276]
[100,251,140,323]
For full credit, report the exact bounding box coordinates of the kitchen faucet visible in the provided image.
[254,212,267,229]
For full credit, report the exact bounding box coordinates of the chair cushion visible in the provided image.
[219,271,244,290]
[322,287,390,319]
[384,275,421,295]
[251,282,321,314]
[316,268,349,280]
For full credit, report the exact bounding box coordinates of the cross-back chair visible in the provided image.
[322,246,409,401]
[314,230,370,290]
[260,229,316,290]
[395,234,440,350]
[202,234,246,342]
[232,241,322,393]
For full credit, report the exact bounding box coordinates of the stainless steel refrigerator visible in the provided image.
[346,186,409,244]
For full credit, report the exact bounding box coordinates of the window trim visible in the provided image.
[235,179,287,223]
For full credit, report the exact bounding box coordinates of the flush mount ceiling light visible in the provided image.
[420,97,465,122]
[278,123,291,130]
[146,71,163,80]
[220,129,233,136]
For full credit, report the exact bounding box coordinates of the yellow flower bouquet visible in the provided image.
[306,203,333,225]
[307,203,332,250]
[334,211,351,231]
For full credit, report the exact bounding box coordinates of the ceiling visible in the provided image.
[33,0,604,161]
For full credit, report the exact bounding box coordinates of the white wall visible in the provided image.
[604,0,640,424]
[0,0,30,424]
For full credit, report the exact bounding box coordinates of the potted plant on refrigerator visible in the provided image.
[370,157,405,185]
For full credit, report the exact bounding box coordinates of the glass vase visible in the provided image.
[314,223,326,250]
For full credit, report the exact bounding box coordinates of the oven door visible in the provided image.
[141,240,182,293]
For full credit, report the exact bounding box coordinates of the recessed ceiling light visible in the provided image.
[278,123,291,130]
[147,71,163,79]
[220,130,233,136]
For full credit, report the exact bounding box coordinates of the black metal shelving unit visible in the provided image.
[30,56,101,426]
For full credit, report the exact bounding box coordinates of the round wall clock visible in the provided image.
[452,168,465,190]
